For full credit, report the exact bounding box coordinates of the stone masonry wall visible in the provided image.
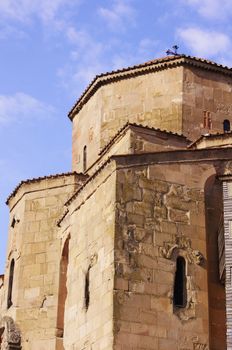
[2,175,82,350]
[72,66,184,173]
[114,162,222,350]
[88,126,188,177]
[61,162,116,349]
[130,127,189,154]
[183,66,232,140]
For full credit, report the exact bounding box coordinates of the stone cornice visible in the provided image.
[63,147,232,211]
[6,172,88,207]
[68,55,232,120]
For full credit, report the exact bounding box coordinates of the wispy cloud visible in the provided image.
[111,38,160,70]
[184,0,232,20]
[58,29,161,97]
[177,27,231,57]
[98,0,136,30]
[57,27,107,95]
[0,93,55,125]
[0,0,77,24]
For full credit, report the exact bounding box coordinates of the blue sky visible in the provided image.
[0,0,232,272]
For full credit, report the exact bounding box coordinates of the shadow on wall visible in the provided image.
[204,175,226,350]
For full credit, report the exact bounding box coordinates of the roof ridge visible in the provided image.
[188,131,232,148]
[6,171,87,205]
[64,158,114,208]
[68,55,232,120]
[99,122,189,157]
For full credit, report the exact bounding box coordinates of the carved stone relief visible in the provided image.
[0,317,21,350]
[159,235,204,265]
[193,343,208,350]
[159,235,203,321]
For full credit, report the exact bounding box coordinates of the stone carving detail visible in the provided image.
[159,235,204,265]
[0,317,21,350]
[90,253,98,267]
[193,343,208,350]
[216,103,232,114]
[224,161,232,176]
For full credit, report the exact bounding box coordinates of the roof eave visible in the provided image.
[68,55,232,121]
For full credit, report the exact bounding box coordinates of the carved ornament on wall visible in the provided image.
[159,235,204,265]
[0,316,21,350]
[193,342,208,350]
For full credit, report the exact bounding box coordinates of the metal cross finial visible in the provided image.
[166,45,179,56]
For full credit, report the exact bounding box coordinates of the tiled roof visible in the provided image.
[61,146,232,215]
[64,158,113,208]
[188,131,232,148]
[202,131,232,137]
[57,209,69,227]
[99,122,189,157]
[68,54,232,120]
[6,172,87,205]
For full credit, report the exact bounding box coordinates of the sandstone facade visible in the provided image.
[1,55,232,349]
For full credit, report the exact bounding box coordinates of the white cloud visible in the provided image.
[57,26,109,95]
[66,27,103,55]
[58,29,162,97]
[98,0,136,30]
[0,0,77,24]
[0,93,55,125]
[185,0,232,19]
[177,27,231,57]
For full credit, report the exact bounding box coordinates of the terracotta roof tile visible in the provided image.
[62,145,232,213]
[64,158,113,208]
[188,131,232,148]
[57,209,69,227]
[6,172,87,205]
[99,122,190,157]
[68,54,232,120]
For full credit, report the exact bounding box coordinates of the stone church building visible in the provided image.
[1,54,232,349]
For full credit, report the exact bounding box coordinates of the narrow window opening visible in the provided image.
[11,215,19,228]
[7,259,15,309]
[83,145,87,172]
[223,119,230,132]
[203,111,213,130]
[11,217,16,228]
[203,111,207,128]
[85,267,90,310]
[56,237,69,339]
[173,256,187,308]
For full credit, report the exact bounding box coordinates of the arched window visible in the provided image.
[56,237,69,339]
[83,146,87,172]
[223,119,230,132]
[173,256,187,308]
[7,259,15,309]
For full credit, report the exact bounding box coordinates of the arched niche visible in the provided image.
[56,236,70,342]
[7,259,15,309]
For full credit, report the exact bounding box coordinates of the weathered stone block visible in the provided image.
[169,208,189,223]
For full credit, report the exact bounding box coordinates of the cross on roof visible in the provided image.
[166,45,179,56]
